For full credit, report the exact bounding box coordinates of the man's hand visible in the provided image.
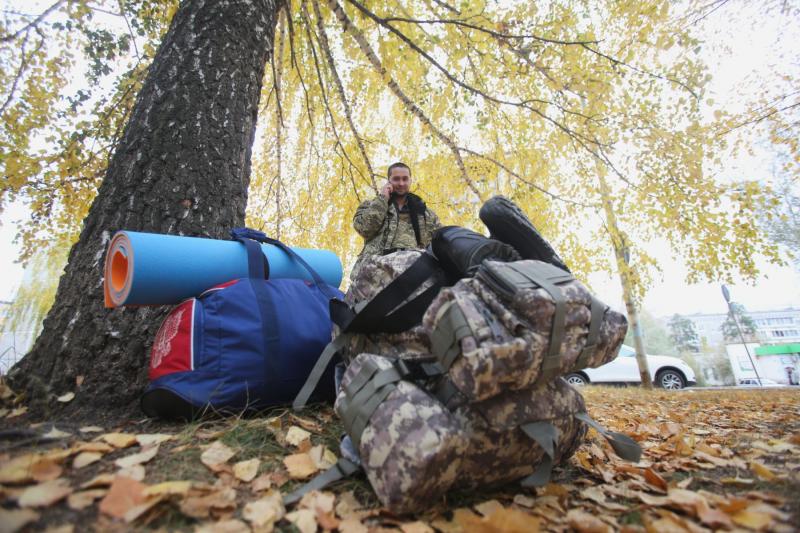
[380,182,393,200]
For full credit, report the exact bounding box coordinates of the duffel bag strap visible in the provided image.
[574,296,607,369]
[292,334,351,410]
[519,421,560,487]
[575,412,642,463]
[283,458,360,506]
[430,301,474,370]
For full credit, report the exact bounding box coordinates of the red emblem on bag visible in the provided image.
[149,299,195,379]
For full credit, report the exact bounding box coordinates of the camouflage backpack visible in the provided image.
[288,250,640,513]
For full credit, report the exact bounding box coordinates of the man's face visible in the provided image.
[388,167,411,197]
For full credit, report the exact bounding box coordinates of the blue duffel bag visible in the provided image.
[141,228,343,419]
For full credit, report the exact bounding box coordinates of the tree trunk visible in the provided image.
[9,0,279,419]
[596,171,653,388]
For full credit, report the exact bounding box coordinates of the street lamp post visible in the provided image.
[721,285,763,387]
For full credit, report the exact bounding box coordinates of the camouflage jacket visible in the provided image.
[351,194,441,280]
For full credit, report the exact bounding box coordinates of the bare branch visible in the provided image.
[457,147,597,209]
[327,0,483,200]
[117,0,141,60]
[310,0,376,191]
[0,0,64,43]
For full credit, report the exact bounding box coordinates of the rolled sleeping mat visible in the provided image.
[104,230,343,307]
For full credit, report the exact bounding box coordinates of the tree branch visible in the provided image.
[0,0,64,43]
[327,0,483,200]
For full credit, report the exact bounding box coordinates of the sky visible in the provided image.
[1,1,798,320]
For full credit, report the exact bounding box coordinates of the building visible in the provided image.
[686,308,800,347]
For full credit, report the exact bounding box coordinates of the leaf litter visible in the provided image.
[0,387,797,531]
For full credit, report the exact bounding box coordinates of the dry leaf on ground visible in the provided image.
[67,489,108,510]
[201,441,236,472]
[194,518,251,533]
[98,476,147,519]
[0,508,39,533]
[115,444,160,469]
[566,509,612,533]
[232,458,260,482]
[72,452,103,469]
[18,479,73,508]
[286,426,312,447]
[285,509,317,533]
[284,452,318,479]
[144,480,192,497]
[117,464,146,481]
[242,491,285,528]
[100,433,138,449]
[136,433,174,447]
[180,488,237,519]
[56,392,75,403]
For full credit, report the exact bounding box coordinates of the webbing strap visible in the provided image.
[339,253,445,334]
[575,412,642,463]
[575,297,607,369]
[430,301,474,370]
[292,334,350,410]
[340,367,403,431]
[431,377,462,409]
[283,458,359,506]
[348,384,396,449]
[342,358,381,399]
[519,421,560,487]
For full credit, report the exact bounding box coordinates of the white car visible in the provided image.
[565,345,696,390]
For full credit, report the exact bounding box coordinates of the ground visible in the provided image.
[0,385,798,532]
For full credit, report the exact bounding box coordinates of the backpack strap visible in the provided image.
[429,300,474,370]
[574,412,642,462]
[283,457,360,506]
[478,261,573,382]
[519,421,560,487]
[574,296,607,369]
[292,333,351,410]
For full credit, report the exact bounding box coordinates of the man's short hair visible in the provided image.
[387,162,411,178]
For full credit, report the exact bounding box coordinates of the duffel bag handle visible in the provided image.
[230,227,338,300]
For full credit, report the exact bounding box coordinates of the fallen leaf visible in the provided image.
[308,444,337,470]
[567,509,612,533]
[30,458,63,482]
[284,452,318,479]
[72,441,113,454]
[233,458,260,482]
[42,524,74,533]
[56,392,75,403]
[79,426,103,433]
[115,444,160,469]
[80,473,116,489]
[73,452,103,469]
[180,488,237,519]
[117,464,146,481]
[643,468,669,492]
[474,499,504,517]
[242,491,285,528]
[144,480,192,497]
[721,477,755,487]
[42,427,72,439]
[750,461,777,481]
[201,441,236,472]
[136,433,174,447]
[250,473,272,492]
[0,453,42,484]
[124,494,166,523]
[697,506,734,529]
[8,406,27,418]
[299,490,335,514]
[512,493,536,508]
[76,375,85,387]
[18,479,73,507]
[100,433,138,449]
[732,509,774,530]
[286,426,312,447]
[99,476,147,519]
[335,490,363,519]
[67,489,108,510]
[194,519,251,533]
[285,509,317,533]
[0,508,39,533]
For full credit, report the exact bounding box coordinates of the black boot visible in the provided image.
[479,196,570,272]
